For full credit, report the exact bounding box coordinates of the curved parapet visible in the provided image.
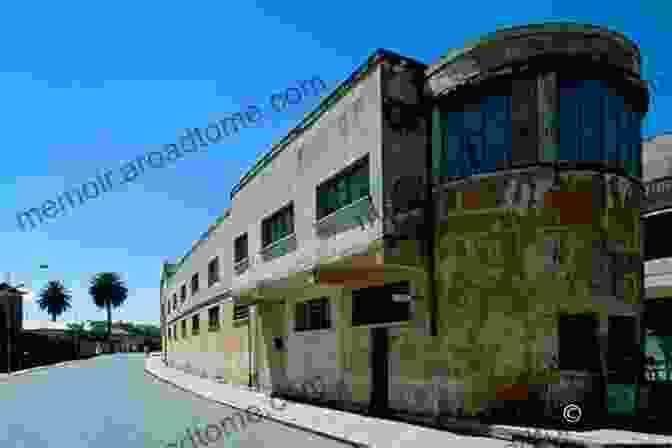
[426,22,643,99]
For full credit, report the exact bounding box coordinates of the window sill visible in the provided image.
[234,258,250,275]
[208,326,220,333]
[314,195,375,238]
[259,233,297,262]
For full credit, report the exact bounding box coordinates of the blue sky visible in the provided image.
[2,1,669,325]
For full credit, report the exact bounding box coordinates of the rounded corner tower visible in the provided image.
[424,22,648,421]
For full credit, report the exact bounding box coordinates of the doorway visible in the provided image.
[370,327,389,415]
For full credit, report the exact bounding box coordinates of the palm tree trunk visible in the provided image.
[106,303,111,340]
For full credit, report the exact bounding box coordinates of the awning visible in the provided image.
[313,254,428,290]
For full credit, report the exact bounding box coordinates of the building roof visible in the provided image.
[161,49,425,286]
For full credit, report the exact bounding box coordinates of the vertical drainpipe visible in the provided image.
[420,70,438,338]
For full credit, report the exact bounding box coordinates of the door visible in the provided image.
[370,327,389,415]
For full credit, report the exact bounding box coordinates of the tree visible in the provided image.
[37,281,72,322]
[89,273,128,340]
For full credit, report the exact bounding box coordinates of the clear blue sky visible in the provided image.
[2,1,669,325]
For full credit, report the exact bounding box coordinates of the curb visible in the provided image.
[143,361,369,448]
[1,357,97,378]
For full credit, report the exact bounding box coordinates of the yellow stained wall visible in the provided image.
[362,172,642,417]
[166,302,256,386]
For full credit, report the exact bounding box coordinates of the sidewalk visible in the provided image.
[145,357,672,447]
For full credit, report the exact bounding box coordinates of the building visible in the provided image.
[641,134,672,419]
[0,283,24,373]
[161,22,649,424]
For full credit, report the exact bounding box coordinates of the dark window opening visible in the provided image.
[352,282,411,326]
[295,298,331,331]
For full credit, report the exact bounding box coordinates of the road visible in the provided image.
[0,354,353,448]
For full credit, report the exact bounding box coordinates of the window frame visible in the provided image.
[295,297,331,332]
[557,75,643,178]
[208,306,220,332]
[208,257,220,287]
[234,233,249,263]
[192,314,200,336]
[191,273,199,296]
[316,155,370,221]
[437,79,513,180]
[233,304,250,321]
[261,203,295,249]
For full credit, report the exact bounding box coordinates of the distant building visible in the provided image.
[0,283,24,373]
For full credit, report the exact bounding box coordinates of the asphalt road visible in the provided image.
[0,354,353,448]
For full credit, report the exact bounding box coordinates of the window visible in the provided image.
[180,285,186,303]
[316,156,370,220]
[181,320,187,338]
[208,306,220,332]
[295,298,331,332]
[558,313,601,372]
[192,315,200,336]
[167,327,171,339]
[439,92,512,179]
[233,304,250,321]
[234,234,248,263]
[174,325,177,340]
[559,78,642,177]
[262,204,294,248]
[191,273,199,295]
[208,257,220,287]
[173,293,178,308]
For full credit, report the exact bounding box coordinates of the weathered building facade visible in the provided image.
[161,23,649,424]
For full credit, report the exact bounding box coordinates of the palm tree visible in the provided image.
[37,281,72,322]
[89,273,128,340]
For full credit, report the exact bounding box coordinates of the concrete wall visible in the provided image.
[167,299,255,385]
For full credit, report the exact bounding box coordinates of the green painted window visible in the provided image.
[316,156,370,220]
[262,203,294,248]
[295,298,330,332]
